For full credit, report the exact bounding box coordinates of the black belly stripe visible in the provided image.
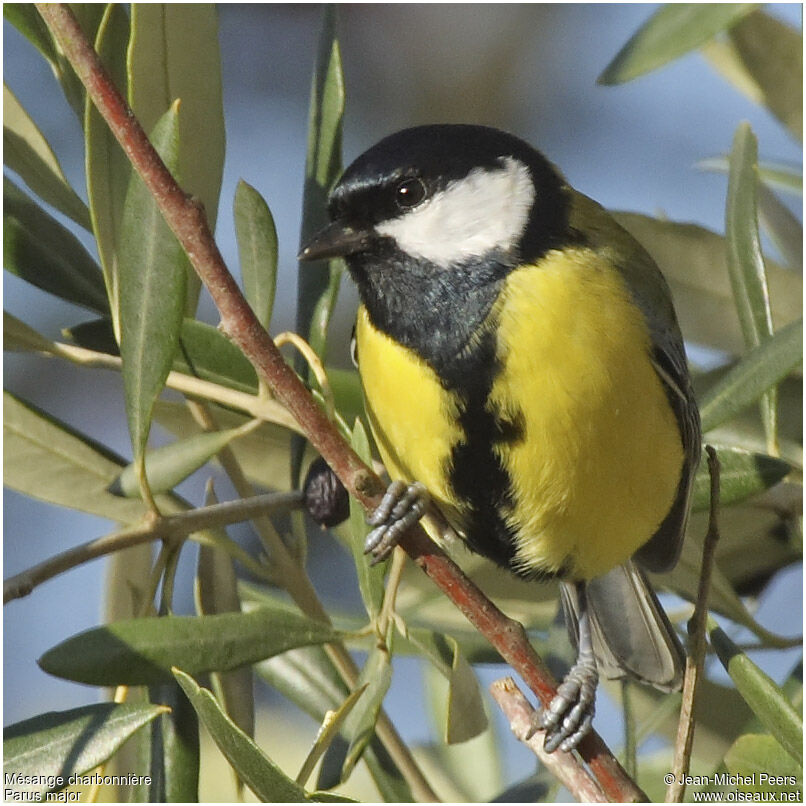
[443,325,525,570]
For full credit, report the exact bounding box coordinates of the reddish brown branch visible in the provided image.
[38,5,644,801]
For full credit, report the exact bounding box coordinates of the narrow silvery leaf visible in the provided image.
[699,319,802,433]
[174,670,356,802]
[234,180,278,330]
[4,177,108,313]
[110,426,249,498]
[38,607,339,686]
[195,490,256,743]
[85,3,132,341]
[3,703,166,796]
[297,4,345,358]
[3,84,90,229]
[128,4,226,314]
[725,123,777,449]
[118,103,188,472]
[690,445,790,511]
[598,4,757,85]
[710,623,802,763]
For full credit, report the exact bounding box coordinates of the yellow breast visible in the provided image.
[355,248,684,581]
[355,305,464,524]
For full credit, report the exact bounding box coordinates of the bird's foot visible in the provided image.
[364,481,429,564]
[537,657,598,753]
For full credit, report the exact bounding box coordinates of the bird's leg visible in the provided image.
[541,581,598,752]
[364,481,429,565]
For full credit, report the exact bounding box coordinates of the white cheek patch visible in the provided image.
[375,157,534,268]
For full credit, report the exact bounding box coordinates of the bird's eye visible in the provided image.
[395,177,426,209]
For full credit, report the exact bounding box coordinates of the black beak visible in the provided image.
[298,221,370,262]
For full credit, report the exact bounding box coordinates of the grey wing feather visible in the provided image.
[561,563,685,690]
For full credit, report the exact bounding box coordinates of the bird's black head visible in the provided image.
[299,124,572,363]
[301,124,570,268]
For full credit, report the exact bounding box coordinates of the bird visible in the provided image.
[299,124,701,752]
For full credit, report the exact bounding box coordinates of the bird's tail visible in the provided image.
[560,560,685,691]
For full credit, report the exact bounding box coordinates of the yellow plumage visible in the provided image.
[356,247,684,581]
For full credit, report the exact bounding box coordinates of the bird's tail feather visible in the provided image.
[560,561,685,691]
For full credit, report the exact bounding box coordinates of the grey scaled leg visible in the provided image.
[542,581,598,752]
[364,481,429,565]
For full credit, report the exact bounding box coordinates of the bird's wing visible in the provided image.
[635,329,701,572]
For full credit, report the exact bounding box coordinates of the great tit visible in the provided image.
[300,124,701,752]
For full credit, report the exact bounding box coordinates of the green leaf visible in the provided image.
[4,4,58,66]
[152,401,314,491]
[255,643,349,722]
[175,318,260,394]
[405,628,488,744]
[64,316,263,396]
[728,11,803,141]
[254,642,413,802]
[85,3,132,341]
[724,734,802,792]
[296,4,345,358]
[38,606,339,686]
[421,662,503,801]
[4,177,108,313]
[148,682,200,802]
[725,122,777,446]
[128,4,225,231]
[234,180,278,330]
[119,104,188,468]
[757,184,802,272]
[348,419,386,618]
[128,3,225,314]
[339,642,392,782]
[296,684,369,790]
[699,318,802,432]
[175,670,354,802]
[709,623,803,763]
[691,445,791,511]
[4,391,151,524]
[3,84,90,229]
[4,4,85,119]
[3,703,166,796]
[612,212,801,357]
[195,506,255,744]
[598,4,758,85]
[110,424,253,498]
[4,310,54,353]
[697,157,802,197]
[328,367,364,431]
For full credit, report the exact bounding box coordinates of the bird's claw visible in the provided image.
[536,660,598,752]
[364,481,428,564]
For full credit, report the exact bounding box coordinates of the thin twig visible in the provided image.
[491,678,608,803]
[4,491,302,604]
[36,5,642,800]
[666,445,721,803]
